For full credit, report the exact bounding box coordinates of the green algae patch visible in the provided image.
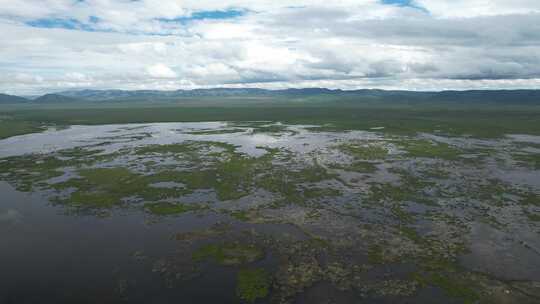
[192,243,264,266]
[236,268,270,303]
[398,139,462,160]
[144,202,202,216]
[337,143,388,160]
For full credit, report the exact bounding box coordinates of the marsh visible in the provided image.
[1,122,539,303]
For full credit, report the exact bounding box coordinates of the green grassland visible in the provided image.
[1,96,540,139]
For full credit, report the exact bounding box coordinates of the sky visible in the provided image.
[1,0,540,95]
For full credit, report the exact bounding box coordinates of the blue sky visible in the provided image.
[1,0,540,94]
[26,17,99,31]
[381,0,427,11]
[26,9,248,32]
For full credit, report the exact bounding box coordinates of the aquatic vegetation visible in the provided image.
[1,122,540,303]
[255,165,337,206]
[228,210,251,221]
[368,173,434,209]
[329,161,378,173]
[399,226,424,244]
[519,193,540,206]
[250,123,299,136]
[144,202,203,216]
[0,155,66,192]
[57,147,104,158]
[192,242,264,266]
[471,179,512,207]
[414,272,479,304]
[525,210,540,222]
[348,161,378,173]
[397,139,462,160]
[53,167,144,207]
[514,153,540,169]
[367,245,385,264]
[301,186,341,199]
[185,128,246,135]
[0,117,45,139]
[236,268,270,303]
[337,142,388,160]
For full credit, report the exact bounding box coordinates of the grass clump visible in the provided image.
[236,268,270,303]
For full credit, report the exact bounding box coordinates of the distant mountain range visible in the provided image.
[1,88,540,104]
[0,93,30,104]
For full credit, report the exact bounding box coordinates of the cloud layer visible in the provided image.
[1,0,540,94]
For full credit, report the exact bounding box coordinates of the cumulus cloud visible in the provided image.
[0,0,539,94]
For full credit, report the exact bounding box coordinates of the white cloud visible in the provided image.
[414,0,540,18]
[146,63,178,79]
[0,1,540,94]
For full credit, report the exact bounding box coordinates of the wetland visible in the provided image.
[0,121,539,303]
